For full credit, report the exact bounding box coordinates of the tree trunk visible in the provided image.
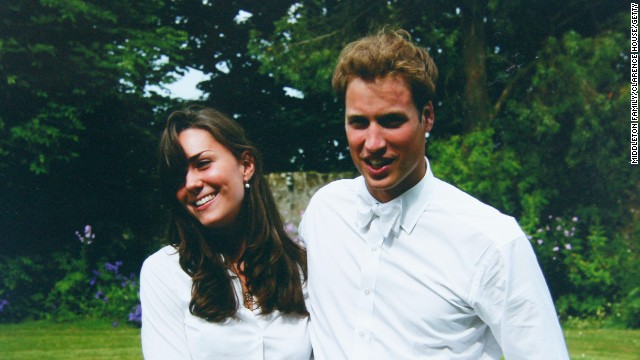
[461,0,489,132]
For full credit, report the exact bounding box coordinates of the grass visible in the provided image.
[564,328,640,360]
[0,320,638,359]
[0,319,141,360]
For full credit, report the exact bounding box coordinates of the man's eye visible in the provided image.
[380,115,406,128]
[347,117,368,128]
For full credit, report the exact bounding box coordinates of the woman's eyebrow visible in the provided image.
[187,150,213,163]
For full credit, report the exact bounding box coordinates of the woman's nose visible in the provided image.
[184,169,203,193]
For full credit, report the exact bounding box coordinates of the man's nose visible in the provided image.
[364,124,386,154]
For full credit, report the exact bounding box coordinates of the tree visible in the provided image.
[461,0,489,131]
[164,0,347,171]
[0,0,188,259]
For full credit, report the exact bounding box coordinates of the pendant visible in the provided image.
[243,290,256,310]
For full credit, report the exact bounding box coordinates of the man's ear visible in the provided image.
[240,151,256,182]
[422,101,435,133]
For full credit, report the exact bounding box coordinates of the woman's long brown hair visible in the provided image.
[158,106,308,322]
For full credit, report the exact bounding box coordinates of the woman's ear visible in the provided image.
[240,151,256,182]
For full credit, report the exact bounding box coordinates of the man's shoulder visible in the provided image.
[432,178,524,245]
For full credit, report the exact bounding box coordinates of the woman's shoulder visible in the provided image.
[141,245,183,278]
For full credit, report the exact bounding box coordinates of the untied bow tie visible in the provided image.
[355,192,402,238]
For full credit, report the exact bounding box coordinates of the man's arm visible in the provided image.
[472,236,570,359]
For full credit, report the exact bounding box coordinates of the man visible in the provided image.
[299,28,569,359]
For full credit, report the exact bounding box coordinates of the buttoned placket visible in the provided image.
[231,274,265,360]
[351,208,388,360]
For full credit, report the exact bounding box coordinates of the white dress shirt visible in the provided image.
[299,161,569,360]
[140,245,312,360]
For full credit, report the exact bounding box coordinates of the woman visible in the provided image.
[140,106,311,359]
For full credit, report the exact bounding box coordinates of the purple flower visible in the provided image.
[89,269,100,286]
[537,239,544,245]
[105,261,122,273]
[95,290,104,300]
[0,299,9,312]
[572,216,579,222]
[552,246,560,252]
[284,222,297,234]
[128,303,142,323]
[565,243,572,250]
[76,225,95,245]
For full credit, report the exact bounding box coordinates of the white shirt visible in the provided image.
[299,163,569,360]
[140,245,312,360]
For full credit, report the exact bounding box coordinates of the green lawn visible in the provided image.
[564,328,640,360]
[0,320,638,359]
[0,320,141,360]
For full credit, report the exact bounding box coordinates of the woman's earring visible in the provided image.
[245,182,250,189]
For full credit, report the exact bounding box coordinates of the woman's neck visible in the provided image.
[204,226,246,263]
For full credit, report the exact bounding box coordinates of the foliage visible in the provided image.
[429,128,523,215]
[497,30,632,227]
[0,0,635,328]
[1,226,141,325]
[0,0,187,174]
[44,226,141,324]
[0,256,50,322]
[0,0,187,265]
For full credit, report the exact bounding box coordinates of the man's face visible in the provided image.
[345,75,433,203]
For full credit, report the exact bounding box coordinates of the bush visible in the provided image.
[0,255,50,322]
[528,215,635,324]
[0,226,141,326]
[44,226,141,325]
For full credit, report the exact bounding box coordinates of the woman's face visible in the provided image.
[175,128,254,228]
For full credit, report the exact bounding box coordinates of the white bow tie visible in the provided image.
[355,192,402,237]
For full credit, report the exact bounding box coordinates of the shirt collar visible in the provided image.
[355,157,436,235]
[398,157,436,234]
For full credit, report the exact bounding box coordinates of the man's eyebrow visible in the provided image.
[377,112,408,120]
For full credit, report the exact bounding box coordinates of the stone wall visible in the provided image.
[266,171,356,230]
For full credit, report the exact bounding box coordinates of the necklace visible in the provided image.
[243,289,256,310]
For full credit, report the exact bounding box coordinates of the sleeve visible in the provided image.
[297,195,315,250]
[471,236,570,359]
[140,251,191,360]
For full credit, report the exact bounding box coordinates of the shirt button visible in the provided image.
[363,289,371,295]
[358,330,366,338]
[370,246,378,252]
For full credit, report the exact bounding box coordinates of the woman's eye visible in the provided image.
[196,159,211,168]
